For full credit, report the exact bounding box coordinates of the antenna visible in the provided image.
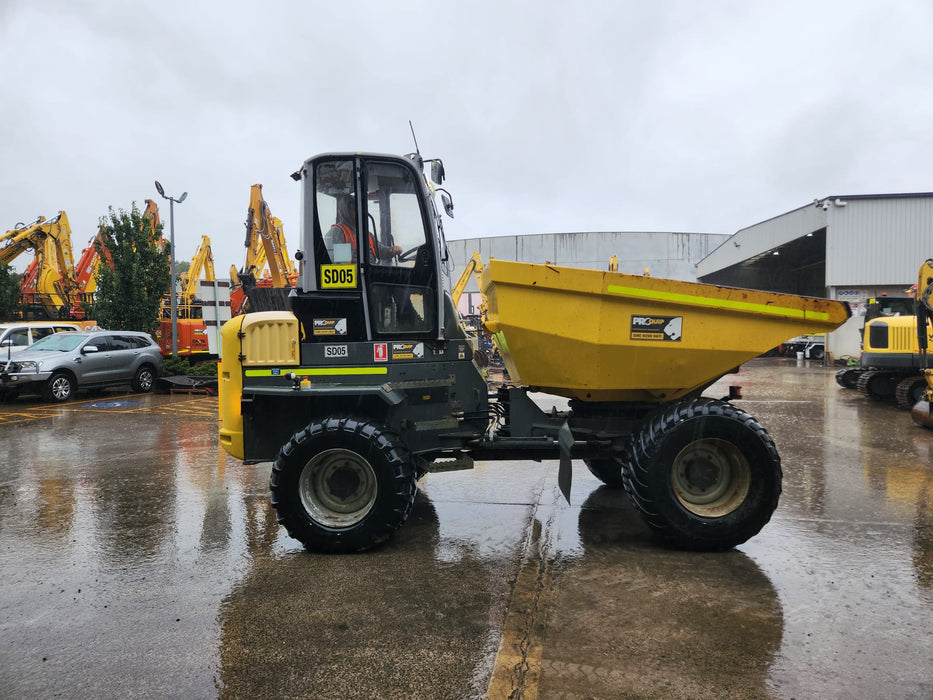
[409,121,421,156]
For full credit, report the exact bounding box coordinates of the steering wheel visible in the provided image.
[397,246,421,262]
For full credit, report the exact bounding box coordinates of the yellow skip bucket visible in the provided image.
[481,259,851,402]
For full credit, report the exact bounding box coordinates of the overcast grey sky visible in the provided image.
[2,1,932,274]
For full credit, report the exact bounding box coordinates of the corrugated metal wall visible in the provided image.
[825,197,933,286]
[445,231,729,292]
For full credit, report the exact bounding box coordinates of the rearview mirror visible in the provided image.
[441,191,454,218]
[431,160,445,185]
[82,345,99,354]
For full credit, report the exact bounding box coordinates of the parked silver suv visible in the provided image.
[0,330,163,402]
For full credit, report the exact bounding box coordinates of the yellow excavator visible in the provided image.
[451,251,484,308]
[911,259,933,428]
[1,212,78,319]
[229,184,297,315]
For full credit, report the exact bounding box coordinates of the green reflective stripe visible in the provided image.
[605,284,831,321]
[245,367,388,377]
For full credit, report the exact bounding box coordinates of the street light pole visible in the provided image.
[154,181,187,358]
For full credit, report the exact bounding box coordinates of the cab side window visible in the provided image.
[89,336,113,352]
[8,329,29,347]
[109,335,134,351]
[32,327,55,342]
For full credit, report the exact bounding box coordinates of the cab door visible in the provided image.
[360,158,438,339]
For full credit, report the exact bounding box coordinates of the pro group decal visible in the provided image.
[313,318,348,336]
[391,342,424,360]
[320,264,357,289]
[630,315,683,342]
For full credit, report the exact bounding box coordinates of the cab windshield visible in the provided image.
[27,333,89,352]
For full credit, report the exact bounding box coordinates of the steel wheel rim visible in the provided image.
[299,448,378,529]
[671,438,750,517]
[51,377,72,400]
[138,370,153,391]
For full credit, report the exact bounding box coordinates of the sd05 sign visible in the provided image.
[320,264,357,289]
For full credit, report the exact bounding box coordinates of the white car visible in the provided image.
[0,321,83,355]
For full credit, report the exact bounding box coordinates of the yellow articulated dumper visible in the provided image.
[218,150,850,554]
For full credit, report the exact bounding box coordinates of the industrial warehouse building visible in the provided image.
[447,192,933,362]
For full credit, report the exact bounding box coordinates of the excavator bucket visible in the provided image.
[481,259,852,402]
[911,370,933,429]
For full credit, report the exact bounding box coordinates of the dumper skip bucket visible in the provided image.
[481,259,851,402]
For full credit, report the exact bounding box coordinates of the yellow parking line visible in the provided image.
[486,508,557,699]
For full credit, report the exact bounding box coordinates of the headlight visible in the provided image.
[13,360,39,373]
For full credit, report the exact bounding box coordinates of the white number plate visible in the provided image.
[324,345,349,358]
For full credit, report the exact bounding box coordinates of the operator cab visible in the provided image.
[292,153,450,343]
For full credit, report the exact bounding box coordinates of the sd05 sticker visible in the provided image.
[320,264,357,289]
[630,315,683,342]
[323,345,349,358]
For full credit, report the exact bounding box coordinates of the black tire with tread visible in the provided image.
[583,455,631,489]
[270,416,416,553]
[623,398,782,551]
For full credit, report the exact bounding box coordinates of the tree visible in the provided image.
[0,264,22,320]
[93,203,171,334]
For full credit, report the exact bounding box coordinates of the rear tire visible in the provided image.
[584,455,631,489]
[624,398,781,551]
[270,416,416,553]
[44,372,76,403]
[132,364,157,392]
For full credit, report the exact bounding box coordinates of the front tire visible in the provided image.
[624,398,781,551]
[44,372,76,403]
[270,416,416,553]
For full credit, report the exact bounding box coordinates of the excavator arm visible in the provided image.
[2,213,78,318]
[451,251,484,307]
[247,184,291,288]
[231,184,296,315]
[1,217,46,266]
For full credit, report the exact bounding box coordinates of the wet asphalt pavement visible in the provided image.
[1,357,931,699]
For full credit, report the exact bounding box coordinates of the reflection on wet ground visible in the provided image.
[0,359,931,698]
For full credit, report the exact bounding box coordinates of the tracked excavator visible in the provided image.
[836,286,931,409]
[1,213,78,319]
[217,150,851,555]
[911,259,933,428]
[229,184,297,315]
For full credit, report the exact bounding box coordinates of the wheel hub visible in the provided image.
[299,449,378,528]
[671,438,750,517]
